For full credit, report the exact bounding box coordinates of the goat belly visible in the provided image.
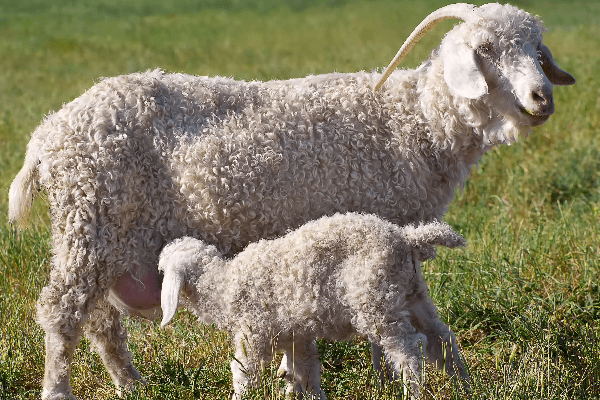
[108,265,163,320]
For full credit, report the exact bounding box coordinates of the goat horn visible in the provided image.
[373,3,481,92]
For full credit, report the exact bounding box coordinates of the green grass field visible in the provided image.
[1,0,599,398]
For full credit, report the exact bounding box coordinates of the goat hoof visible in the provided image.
[115,377,147,397]
[277,367,287,379]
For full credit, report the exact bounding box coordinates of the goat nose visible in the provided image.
[532,88,554,115]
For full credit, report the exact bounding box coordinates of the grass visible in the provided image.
[1,0,599,398]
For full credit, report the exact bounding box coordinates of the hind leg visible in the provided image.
[409,294,469,391]
[37,260,105,400]
[377,327,427,399]
[354,302,425,398]
[371,342,401,389]
[84,298,144,394]
[40,319,81,400]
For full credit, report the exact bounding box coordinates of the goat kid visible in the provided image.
[160,213,468,399]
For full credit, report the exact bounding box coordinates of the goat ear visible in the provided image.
[441,39,488,99]
[539,44,576,86]
[160,268,184,328]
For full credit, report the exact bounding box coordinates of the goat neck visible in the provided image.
[415,56,494,167]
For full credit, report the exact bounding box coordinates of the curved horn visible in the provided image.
[373,3,481,92]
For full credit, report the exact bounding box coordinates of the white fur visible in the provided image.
[7,3,574,399]
[160,213,468,399]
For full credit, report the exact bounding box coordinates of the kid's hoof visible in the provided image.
[42,388,78,400]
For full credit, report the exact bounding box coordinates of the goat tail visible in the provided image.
[9,143,41,226]
[160,264,185,328]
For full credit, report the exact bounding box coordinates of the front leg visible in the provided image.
[280,340,325,400]
[230,333,266,400]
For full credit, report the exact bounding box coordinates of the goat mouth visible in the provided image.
[518,106,550,126]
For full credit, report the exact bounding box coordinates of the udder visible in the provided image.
[108,263,163,320]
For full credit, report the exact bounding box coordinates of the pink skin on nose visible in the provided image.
[112,264,162,310]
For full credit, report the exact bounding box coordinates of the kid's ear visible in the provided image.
[160,269,184,328]
[441,38,488,99]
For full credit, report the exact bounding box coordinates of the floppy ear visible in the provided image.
[539,44,576,86]
[441,38,488,99]
[160,267,184,328]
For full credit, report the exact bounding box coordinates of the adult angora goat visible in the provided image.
[9,2,574,399]
[159,213,468,399]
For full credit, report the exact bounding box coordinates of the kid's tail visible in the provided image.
[402,221,466,260]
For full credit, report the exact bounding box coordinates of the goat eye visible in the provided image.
[476,44,493,56]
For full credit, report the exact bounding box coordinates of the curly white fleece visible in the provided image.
[160,212,468,399]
